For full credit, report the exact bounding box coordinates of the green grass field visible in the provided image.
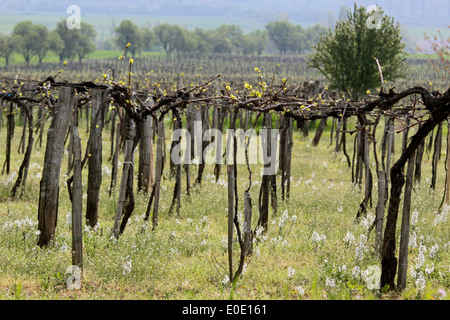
[0,112,448,300]
[0,11,265,38]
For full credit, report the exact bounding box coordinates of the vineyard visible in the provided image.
[0,52,449,300]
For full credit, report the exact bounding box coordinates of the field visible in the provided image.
[0,49,449,301]
[0,105,449,300]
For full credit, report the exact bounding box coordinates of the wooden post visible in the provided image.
[375,170,386,255]
[2,102,14,175]
[86,89,105,228]
[169,115,182,216]
[258,113,273,232]
[195,104,210,185]
[113,140,133,238]
[138,114,153,194]
[430,123,442,190]
[109,121,121,196]
[152,121,165,229]
[227,165,235,279]
[397,151,415,290]
[414,133,425,184]
[71,113,83,269]
[37,87,75,247]
[243,191,252,256]
[386,117,394,182]
[312,118,327,146]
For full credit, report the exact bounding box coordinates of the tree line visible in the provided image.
[0,19,327,66]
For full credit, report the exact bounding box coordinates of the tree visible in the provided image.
[265,20,304,54]
[55,19,97,62]
[154,23,185,56]
[0,33,20,67]
[141,27,155,52]
[215,25,244,52]
[12,21,39,66]
[308,4,407,97]
[115,20,142,57]
[242,30,269,55]
[33,26,63,64]
[193,28,213,53]
[75,23,96,62]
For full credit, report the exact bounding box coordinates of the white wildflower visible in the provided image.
[425,263,435,274]
[287,267,296,278]
[429,243,439,259]
[295,285,305,296]
[326,277,335,288]
[343,231,355,245]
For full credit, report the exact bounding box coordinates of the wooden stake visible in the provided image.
[227,165,235,279]
[86,89,105,228]
[152,121,165,229]
[397,151,415,290]
[37,87,75,247]
[71,113,83,269]
[113,140,133,238]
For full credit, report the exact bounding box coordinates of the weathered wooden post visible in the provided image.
[138,113,154,194]
[71,112,83,269]
[312,117,327,146]
[430,123,443,190]
[279,115,293,201]
[113,140,133,238]
[397,151,415,290]
[2,102,14,175]
[169,114,182,216]
[86,89,105,228]
[258,113,275,232]
[109,121,121,196]
[37,86,75,247]
[227,165,235,279]
[375,170,386,254]
[243,190,252,256]
[152,120,165,229]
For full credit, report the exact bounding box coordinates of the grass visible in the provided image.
[0,111,448,300]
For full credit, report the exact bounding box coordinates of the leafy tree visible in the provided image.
[154,23,185,56]
[242,30,269,55]
[193,28,213,53]
[115,20,142,56]
[308,4,407,97]
[0,33,20,66]
[265,20,304,54]
[75,23,96,61]
[12,21,39,66]
[141,27,155,52]
[33,26,63,64]
[55,19,97,62]
[209,30,235,54]
[215,25,244,52]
